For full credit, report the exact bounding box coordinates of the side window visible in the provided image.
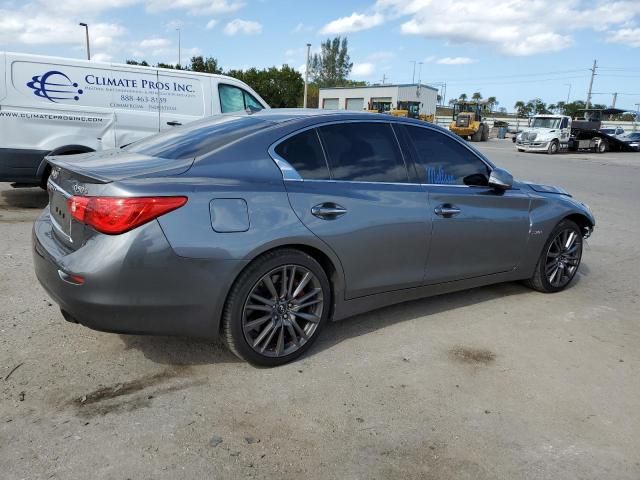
[274,129,330,180]
[404,126,490,186]
[218,84,264,113]
[560,117,569,129]
[318,123,408,183]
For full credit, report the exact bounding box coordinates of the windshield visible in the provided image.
[531,117,561,129]
[125,115,270,160]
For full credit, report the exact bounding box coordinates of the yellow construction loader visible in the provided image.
[449,101,489,141]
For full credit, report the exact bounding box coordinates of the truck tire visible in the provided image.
[596,140,607,153]
[481,124,489,141]
[547,140,559,155]
[471,128,483,142]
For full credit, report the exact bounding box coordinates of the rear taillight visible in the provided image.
[67,196,187,235]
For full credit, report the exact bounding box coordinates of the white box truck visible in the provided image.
[0,52,269,186]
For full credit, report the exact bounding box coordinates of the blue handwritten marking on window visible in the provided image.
[427,166,456,185]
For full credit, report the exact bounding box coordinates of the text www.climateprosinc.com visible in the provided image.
[0,111,104,122]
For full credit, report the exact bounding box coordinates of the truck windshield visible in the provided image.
[125,115,270,160]
[531,118,561,129]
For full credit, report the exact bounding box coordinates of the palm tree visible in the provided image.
[548,103,557,113]
[472,91,482,102]
[459,93,468,101]
[487,96,498,112]
[514,101,527,117]
[448,98,457,107]
[555,101,566,115]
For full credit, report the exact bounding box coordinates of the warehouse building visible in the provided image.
[318,83,438,117]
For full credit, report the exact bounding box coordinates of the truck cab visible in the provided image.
[515,114,571,154]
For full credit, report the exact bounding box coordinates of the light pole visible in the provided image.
[79,23,90,60]
[303,43,311,108]
[417,62,423,85]
[409,60,417,84]
[564,83,571,104]
[177,28,181,69]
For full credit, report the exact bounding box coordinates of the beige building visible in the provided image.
[318,83,438,117]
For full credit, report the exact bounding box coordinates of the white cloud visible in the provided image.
[374,0,640,56]
[293,23,313,33]
[352,62,376,77]
[367,51,395,61]
[223,19,262,35]
[320,12,383,34]
[606,27,640,48]
[91,52,114,62]
[206,19,218,30]
[435,57,478,65]
[145,0,245,15]
[139,37,171,48]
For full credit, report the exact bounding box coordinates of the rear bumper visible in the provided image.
[0,148,49,183]
[33,210,244,339]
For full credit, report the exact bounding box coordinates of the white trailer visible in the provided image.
[0,52,268,186]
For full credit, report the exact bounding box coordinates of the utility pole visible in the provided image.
[381,73,388,85]
[417,62,423,85]
[79,23,90,60]
[586,59,597,109]
[177,28,181,68]
[303,43,311,108]
[409,60,417,84]
[564,83,571,104]
[612,92,617,108]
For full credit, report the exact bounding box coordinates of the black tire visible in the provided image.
[547,140,559,155]
[517,148,525,152]
[471,128,483,142]
[221,248,331,366]
[525,219,583,293]
[481,124,489,141]
[596,140,607,153]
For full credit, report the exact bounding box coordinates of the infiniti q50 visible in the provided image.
[33,110,594,366]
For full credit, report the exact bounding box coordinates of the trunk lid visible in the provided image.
[45,150,193,250]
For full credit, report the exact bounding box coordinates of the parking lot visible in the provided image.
[1,139,639,479]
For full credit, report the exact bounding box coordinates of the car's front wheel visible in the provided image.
[222,249,331,366]
[525,219,583,293]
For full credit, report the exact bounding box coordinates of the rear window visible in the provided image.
[126,116,269,159]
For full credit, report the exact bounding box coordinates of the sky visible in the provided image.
[1,0,640,112]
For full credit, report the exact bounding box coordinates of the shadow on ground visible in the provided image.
[120,280,542,367]
[0,186,48,210]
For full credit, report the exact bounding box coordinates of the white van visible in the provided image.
[0,52,269,186]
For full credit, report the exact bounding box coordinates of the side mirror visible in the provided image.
[488,168,513,190]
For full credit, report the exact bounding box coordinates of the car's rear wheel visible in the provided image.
[222,249,330,366]
[525,219,583,293]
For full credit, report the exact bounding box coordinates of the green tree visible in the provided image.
[310,37,353,87]
[514,100,528,117]
[459,93,468,101]
[472,91,482,102]
[190,56,223,74]
[526,98,548,114]
[126,59,149,66]
[486,96,498,112]
[227,65,303,108]
[156,62,177,69]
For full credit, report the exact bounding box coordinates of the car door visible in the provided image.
[401,125,531,285]
[158,71,207,131]
[276,121,431,299]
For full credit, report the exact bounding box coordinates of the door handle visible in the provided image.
[434,204,461,217]
[311,203,347,219]
[166,121,182,126]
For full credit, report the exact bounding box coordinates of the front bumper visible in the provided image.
[32,209,243,339]
[516,140,550,152]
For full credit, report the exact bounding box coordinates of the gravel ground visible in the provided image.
[1,140,639,479]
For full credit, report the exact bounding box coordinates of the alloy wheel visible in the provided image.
[242,265,324,358]
[544,228,582,288]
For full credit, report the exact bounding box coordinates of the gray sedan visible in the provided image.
[33,110,595,366]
